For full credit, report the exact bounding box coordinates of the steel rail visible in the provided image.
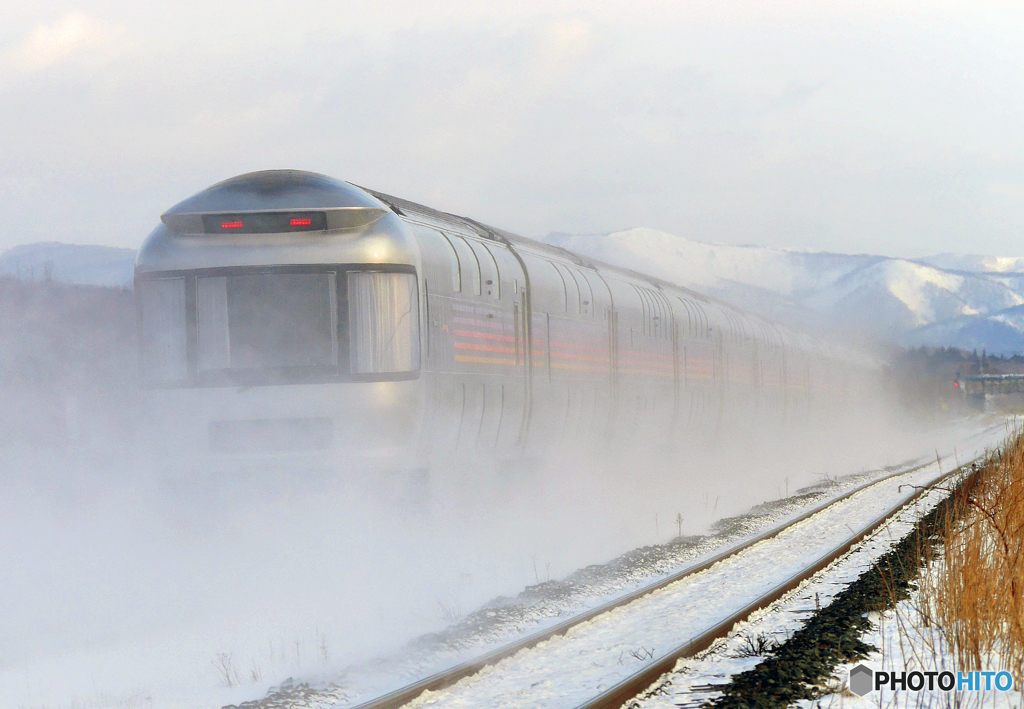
[571,458,977,709]
[347,458,944,709]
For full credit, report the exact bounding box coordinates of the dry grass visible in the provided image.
[921,434,1024,678]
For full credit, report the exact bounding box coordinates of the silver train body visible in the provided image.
[135,171,871,471]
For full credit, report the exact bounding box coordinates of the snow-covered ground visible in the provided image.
[817,596,1021,709]
[0,416,1009,709]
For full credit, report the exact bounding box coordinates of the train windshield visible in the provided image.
[196,273,338,371]
[136,268,419,386]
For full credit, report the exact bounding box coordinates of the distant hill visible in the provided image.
[0,242,136,288]
[543,229,1024,354]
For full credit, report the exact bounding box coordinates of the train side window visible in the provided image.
[656,293,670,340]
[634,286,655,336]
[581,270,605,316]
[655,293,666,339]
[571,267,594,316]
[675,298,687,336]
[557,262,581,313]
[633,286,646,335]
[630,285,641,333]
[481,242,505,300]
[565,267,586,315]
[549,261,568,312]
[437,230,462,292]
[649,291,663,339]
[554,263,580,314]
[678,298,694,337]
[348,271,420,374]
[447,234,481,296]
[638,288,647,336]
[138,278,188,383]
[641,289,653,336]
[467,238,499,299]
[648,290,660,338]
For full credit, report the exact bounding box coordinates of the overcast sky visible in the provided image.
[2,1,1024,258]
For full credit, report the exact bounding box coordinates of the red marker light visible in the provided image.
[290,218,312,226]
[954,381,960,388]
[221,221,244,229]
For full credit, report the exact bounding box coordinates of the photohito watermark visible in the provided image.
[848,664,1015,697]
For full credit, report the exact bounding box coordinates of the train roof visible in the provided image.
[161,170,388,233]
[362,184,877,366]
[361,186,817,342]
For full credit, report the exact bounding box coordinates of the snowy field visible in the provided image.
[0,416,1012,709]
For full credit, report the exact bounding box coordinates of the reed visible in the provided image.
[922,434,1024,678]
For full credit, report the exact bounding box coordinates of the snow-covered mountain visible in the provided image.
[543,229,1024,354]
[0,242,136,288]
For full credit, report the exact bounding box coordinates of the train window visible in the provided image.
[581,270,605,315]
[647,290,660,337]
[676,298,689,336]
[631,285,644,334]
[469,240,500,299]
[198,273,338,370]
[638,288,650,336]
[634,285,659,337]
[651,293,659,340]
[437,231,462,292]
[565,267,587,315]
[655,293,670,340]
[684,302,695,337]
[138,278,187,383]
[649,291,661,338]
[481,243,505,300]
[571,267,594,316]
[446,234,480,296]
[549,261,568,312]
[556,263,581,314]
[348,271,420,374]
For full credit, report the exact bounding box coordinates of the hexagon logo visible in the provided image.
[849,664,874,697]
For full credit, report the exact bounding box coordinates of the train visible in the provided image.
[135,170,875,476]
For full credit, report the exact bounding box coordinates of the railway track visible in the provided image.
[573,459,980,709]
[315,455,978,709]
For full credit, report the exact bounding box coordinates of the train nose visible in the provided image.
[141,379,423,469]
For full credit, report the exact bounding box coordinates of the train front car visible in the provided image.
[134,171,426,476]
